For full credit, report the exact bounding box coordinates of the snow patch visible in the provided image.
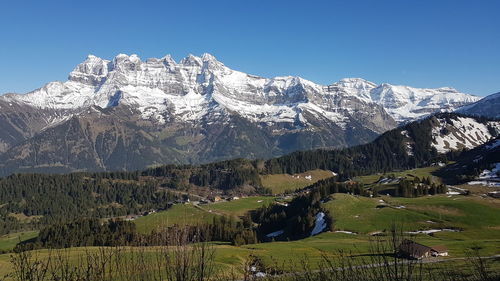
[431,117,499,153]
[478,163,500,179]
[406,229,460,235]
[266,230,284,238]
[334,230,357,235]
[310,212,327,236]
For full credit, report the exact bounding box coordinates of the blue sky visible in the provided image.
[0,0,498,96]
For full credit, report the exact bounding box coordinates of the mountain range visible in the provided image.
[0,53,489,175]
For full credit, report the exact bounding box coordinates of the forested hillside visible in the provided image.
[435,137,500,184]
[263,113,482,176]
[0,113,496,235]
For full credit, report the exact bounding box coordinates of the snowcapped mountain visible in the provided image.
[456,92,500,119]
[329,78,480,123]
[1,54,397,129]
[0,53,482,175]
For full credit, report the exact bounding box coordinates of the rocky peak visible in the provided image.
[180,54,203,66]
[160,54,176,66]
[111,53,142,72]
[68,54,110,85]
[2,52,481,126]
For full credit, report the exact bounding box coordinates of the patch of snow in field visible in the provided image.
[310,212,327,236]
[406,229,459,235]
[334,230,357,235]
[255,272,266,278]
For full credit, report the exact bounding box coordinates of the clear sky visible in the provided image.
[1,0,499,96]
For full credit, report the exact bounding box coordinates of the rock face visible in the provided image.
[0,53,479,175]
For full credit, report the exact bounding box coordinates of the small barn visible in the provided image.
[431,245,449,257]
[398,240,432,259]
[399,240,450,259]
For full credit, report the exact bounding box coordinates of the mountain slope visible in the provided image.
[264,113,500,176]
[435,137,500,185]
[0,104,382,176]
[456,91,500,119]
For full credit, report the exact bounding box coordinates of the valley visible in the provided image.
[1,156,500,278]
[1,188,499,277]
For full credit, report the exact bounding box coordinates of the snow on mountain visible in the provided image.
[0,54,364,128]
[430,116,500,153]
[0,53,479,129]
[456,92,500,119]
[331,78,377,101]
[330,78,480,123]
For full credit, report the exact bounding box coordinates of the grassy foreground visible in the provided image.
[3,193,499,277]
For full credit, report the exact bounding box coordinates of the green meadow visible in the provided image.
[261,169,334,194]
[135,196,275,234]
[0,231,38,252]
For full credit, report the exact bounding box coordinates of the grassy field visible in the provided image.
[199,196,275,217]
[135,193,500,266]
[354,166,442,187]
[1,231,498,277]
[261,169,335,194]
[135,196,276,234]
[0,231,38,252]
[322,193,500,255]
[1,193,500,277]
[134,204,219,234]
